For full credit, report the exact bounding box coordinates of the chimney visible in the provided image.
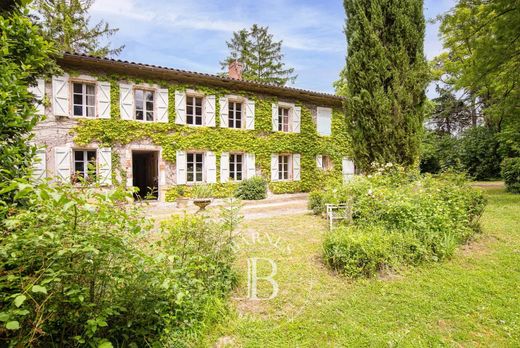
[228,60,244,80]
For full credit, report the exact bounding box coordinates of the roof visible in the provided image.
[58,52,344,107]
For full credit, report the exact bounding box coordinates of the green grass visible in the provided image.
[203,187,520,347]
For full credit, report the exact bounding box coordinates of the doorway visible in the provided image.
[132,151,159,200]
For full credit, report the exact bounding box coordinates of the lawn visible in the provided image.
[203,187,520,347]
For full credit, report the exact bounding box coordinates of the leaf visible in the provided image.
[6,321,20,330]
[14,295,26,307]
[0,312,9,322]
[31,285,48,294]
[98,341,113,348]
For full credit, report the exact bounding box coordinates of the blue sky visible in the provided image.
[91,0,455,94]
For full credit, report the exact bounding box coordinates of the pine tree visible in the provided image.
[337,0,429,172]
[429,86,474,135]
[34,0,124,57]
[221,24,297,86]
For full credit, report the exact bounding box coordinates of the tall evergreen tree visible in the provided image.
[429,85,475,135]
[34,0,123,57]
[336,0,429,172]
[221,24,297,86]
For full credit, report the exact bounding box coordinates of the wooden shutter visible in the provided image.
[206,151,217,183]
[316,155,323,169]
[175,91,186,125]
[98,147,112,186]
[119,83,134,120]
[32,147,46,181]
[97,81,111,119]
[246,153,256,179]
[219,97,228,128]
[245,99,255,130]
[317,107,332,136]
[272,103,278,131]
[271,154,278,181]
[220,152,229,183]
[54,146,71,182]
[157,88,169,123]
[292,106,301,133]
[204,95,216,127]
[292,154,301,181]
[342,157,355,183]
[52,75,69,116]
[176,150,187,184]
[29,78,45,115]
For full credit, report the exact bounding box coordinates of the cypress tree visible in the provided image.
[337,0,429,172]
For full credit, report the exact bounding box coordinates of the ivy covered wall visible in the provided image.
[72,73,351,199]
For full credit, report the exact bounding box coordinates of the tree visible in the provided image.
[0,2,57,204]
[34,0,123,57]
[428,85,474,135]
[336,0,430,172]
[221,24,297,86]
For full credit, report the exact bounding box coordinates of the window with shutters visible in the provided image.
[187,152,204,183]
[187,96,203,125]
[229,153,243,181]
[278,154,291,180]
[228,101,243,128]
[135,89,154,121]
[72,82,96,117]
[278,107,290,132]
[321,155,333,170]
[73,149,97,183]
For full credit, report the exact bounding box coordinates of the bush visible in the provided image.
[235,176,267,200]
[308,190,325,215]
[420,131,463,174]
[459,126,502,180]
[0,181,236,347]
[501,157,520,193]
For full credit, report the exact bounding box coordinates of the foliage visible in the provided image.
[235,176,267,200]
[220,24,297,86]
[428,85,476,135]
[0,181,236,346]
[501,157,520,194]
[191,184,214,199]
[0,5,57,206]
[166,183,238,201]
[320,165,486,277]
[459,126,502,180]
[336,0,430,172]
[33,0,124,56]
[419,130,462,174]
[308,190,324,215]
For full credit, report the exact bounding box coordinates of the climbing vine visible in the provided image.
[72,72,351,200]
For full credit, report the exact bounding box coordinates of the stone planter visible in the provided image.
[193,198,212,211]
[176,197,189,208]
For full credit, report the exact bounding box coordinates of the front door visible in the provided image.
[132,151,158,200]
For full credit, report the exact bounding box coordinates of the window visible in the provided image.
[278,154,290,180]
[187,153,204,183]
[321,155,333,170]
[73,149,96,182]
[228,101,243,128]
[72,82,95,117]
[278,107,290,132]
[187,96,203,125]
[135,89,154,121]
[229,153,243,181]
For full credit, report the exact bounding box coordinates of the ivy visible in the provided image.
[72,73,351,200]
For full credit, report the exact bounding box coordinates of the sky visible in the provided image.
[90,0,456,95]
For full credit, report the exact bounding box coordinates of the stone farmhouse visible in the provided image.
[30,53,354,201]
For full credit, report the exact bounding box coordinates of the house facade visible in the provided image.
[31,53,353,201]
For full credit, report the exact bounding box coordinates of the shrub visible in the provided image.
[0,181,236,347]
[501,157,520,193]
[308,190,325,215]
[235,176,267,200]
[459,126,502,180]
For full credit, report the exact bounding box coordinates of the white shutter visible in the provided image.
[157,88,169,123]
[176,151,187,184]
[119,83,134,120]
[292,106,301,133]
[98,147,112,186]
[317,107,332,136]
[342,157,355,183]
[204,95,216,127]
[219,97,228,128]
[316,155,323,169]
[272,103,278,131]
[52,75,69,116]
[97,81,111,119]
[245,99,255,130]
[29,78,45,115]
[292,154,301,181]
[175,91,186,125]
[246,153,256,179]
[32,147,46,181]
[206,151,217,183]
[271,154,278,181]
[220,152,229,183]
[54,146,71,182]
